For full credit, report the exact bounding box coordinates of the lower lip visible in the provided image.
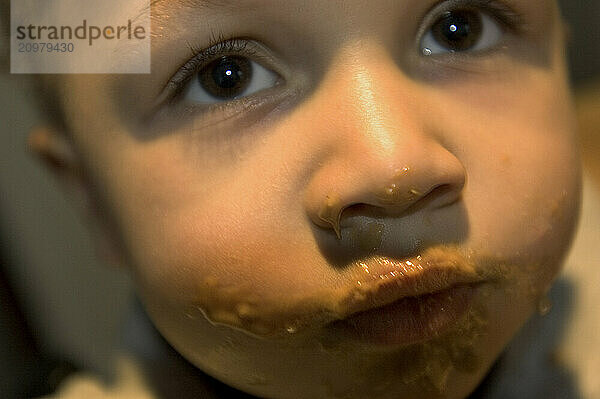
[330,284,477,346]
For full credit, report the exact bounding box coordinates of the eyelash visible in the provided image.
[163,33,263,103]
[422,0,524,36]
[163,0,524,105]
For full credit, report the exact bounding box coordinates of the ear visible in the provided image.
[27,126,126,268]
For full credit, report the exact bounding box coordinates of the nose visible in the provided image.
[303,47,466,239]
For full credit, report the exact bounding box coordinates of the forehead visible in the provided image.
[146,0,560,49]
[149,0,556,13]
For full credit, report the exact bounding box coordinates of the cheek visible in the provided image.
[477,109,578,268]
[116,148,335,337]
[419,64,581,346]
[438,68,580,268]
[453,84,580,355]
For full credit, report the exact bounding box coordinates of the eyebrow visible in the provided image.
[135,0,244,24]
[151,0,232,6]
[150,0,238,12]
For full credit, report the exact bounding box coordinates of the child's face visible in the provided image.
[50,0,579,397]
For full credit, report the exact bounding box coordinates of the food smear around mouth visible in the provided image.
[330,283,478,346]
[317,302,489,399]
[179,244,554,398]
[185,245,529,341]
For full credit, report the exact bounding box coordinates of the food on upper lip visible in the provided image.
[188,246,508,342]
[337,250,485,317]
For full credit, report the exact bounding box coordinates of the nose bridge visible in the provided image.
[302,44,466,237]
[322,44,418,161]
[345,64,401,159]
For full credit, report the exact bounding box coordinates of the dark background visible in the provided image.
[559,0,600,84]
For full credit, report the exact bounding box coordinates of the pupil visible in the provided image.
[432,10,482,51]
[212,58,243,89]
[199,56,252,99]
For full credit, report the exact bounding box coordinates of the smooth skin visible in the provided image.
[30,0,581,398]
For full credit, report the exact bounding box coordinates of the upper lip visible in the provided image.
[330,251,486,321]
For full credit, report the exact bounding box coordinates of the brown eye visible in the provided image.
[420,8,504,56]
[431,10,482,51]
[184,54,280,104]
[198,56,253,99]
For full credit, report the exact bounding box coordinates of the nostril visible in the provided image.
[340,203,388,223]
[425,183,463,209]
[385,183,462,216]
[428,183,452,197]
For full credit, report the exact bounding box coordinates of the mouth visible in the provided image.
[325,249,488,346]
[329,283,481,346]
[190,246,497,343]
